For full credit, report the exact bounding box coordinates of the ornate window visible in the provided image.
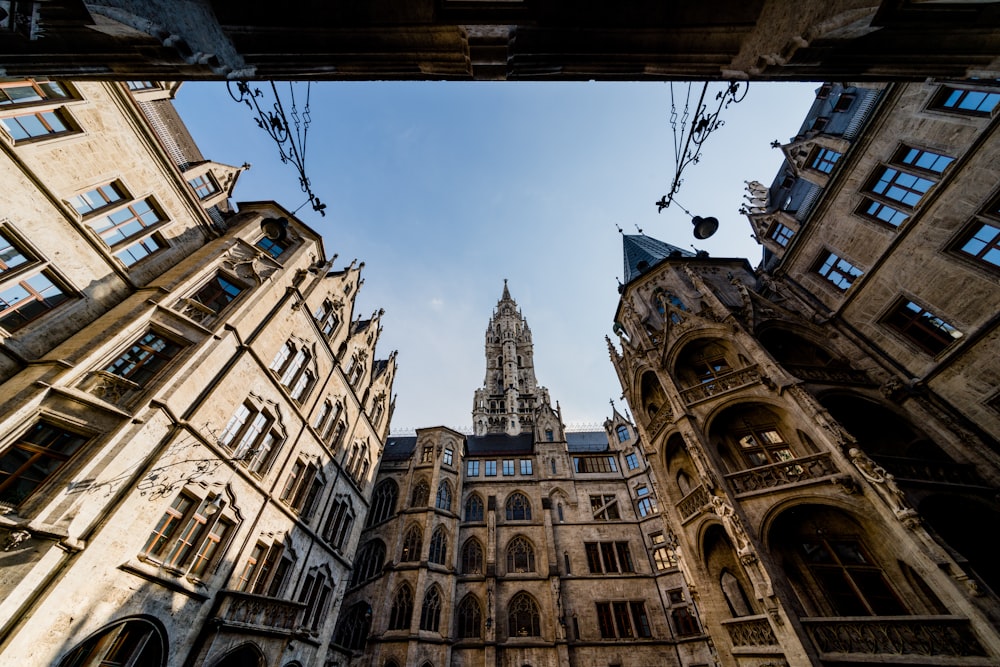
[239,540,288,595]
[419,585,443,632]
[298,568,334,631]
[507,592,540,637]
[882,298,962,355]
[464,494,484,522]
[736,425,795,468]
[218,399,283,476]
[506,536,535,573]
[411,480,430,507]
[596,601,652,639]
[334,602,372,650]
[188,272,246,317]
[388,584,413,630]
[351,539,386,587]
[58,618,164,667]
[435,480,452,511]
[0,422,89,509]
[616,424,630,442]
[314,299,341,337]
[590,494,620,521]
[366,479,398,526]
[801,537,906,616]
[456,594,482,639]
[141,491,236,578]
[428,526,448,565]
[461,538,483,575]
[105,331,182,388]
[271,340,316,403]
[401,525,422,562]
[323,498,354,550]
[504,492,532,521]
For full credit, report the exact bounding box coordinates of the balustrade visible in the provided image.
[785,364,870,385]
[726,452,837,495]
[174,297,219,326]
[676,484,709,520]
[721,615,778,647]
[214,590,305,634]
[876,456,988,488]
[680,365,761,405]
[802,616,987,659]
[79,370,141,408]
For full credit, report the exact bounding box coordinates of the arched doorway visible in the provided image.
[59,617,166,667]
[212,642,266,667]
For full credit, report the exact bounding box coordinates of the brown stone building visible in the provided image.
[3,1,1000,81]
[0,79,396,666]
[333,285,714,667]
[609,80,1000,666]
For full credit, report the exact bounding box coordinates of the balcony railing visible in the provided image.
[213,590,306,635]
[173,297,219,327]
[721,615,778,647]
[726,452,838,495]
[875,456,990,488]
[676,484,709,521]
[680,365,761,406]
[802,616,988,661]
[78,370,141,408]
[784,363,870,386]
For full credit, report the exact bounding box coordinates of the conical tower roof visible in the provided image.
[622,234,693,284]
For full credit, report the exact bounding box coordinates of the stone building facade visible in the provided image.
[334,286,714,667]
[0,79,396,666]
[609,80,1000,666]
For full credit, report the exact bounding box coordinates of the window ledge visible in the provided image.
[119,557,210,600]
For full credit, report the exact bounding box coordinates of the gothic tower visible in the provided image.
[473,281,552,436]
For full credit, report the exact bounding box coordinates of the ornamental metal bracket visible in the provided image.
[227,81,327,217]
[657,81,749,213]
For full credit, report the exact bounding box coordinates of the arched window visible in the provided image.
[429,526,448,565]
[388,584,413,630]
[334,602,372,651]
[350,540,385,587]
[435,481,452,511]
[456,594,483,639]
[507,592,540,638]
[419,585,443,632]
[616,424,630,442]
[464,494,484,522]
[505,492,532,521]
[720,569,753,617]
[411,480,430,507]
[367,479,398,527]
[461,538,483,575]
[59,618,166,667]
[506,536,535,573]
[401,525,422,562]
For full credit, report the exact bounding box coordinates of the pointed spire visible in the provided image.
[502,278,511,301]
[622,233,694,285]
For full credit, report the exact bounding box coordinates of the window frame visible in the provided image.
[0,421,90,509]
[141,491,236,579]
[930,85,1000,117]
[812,250,863,291]
[881,297,963,355]
[1,107,78,143]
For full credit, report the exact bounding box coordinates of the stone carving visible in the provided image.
[848,448,919,526]
[711,496,751,556]
[804,617,987,657]
[679,364,762,405]
[725,452,837,494]
[222,242,277,282]
[3,529,30,551]
[724,616,778,647]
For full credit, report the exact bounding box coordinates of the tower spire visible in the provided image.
[472,284,551,436]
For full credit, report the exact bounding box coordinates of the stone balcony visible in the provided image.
[78,370,142,409]
[875,456,992,489]
[213,590,306,637]
[676,484,709,522]
[726,452,839,496]
[784,363,871,386]
[801,616,991,664]
[173,297,220,327]
[680,365,762,406]
[722,615,779,648]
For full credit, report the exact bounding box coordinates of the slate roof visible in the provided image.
[622,234,693,284]
[382,435,417,461]
[467,433,534,456]
[567,431,611,452]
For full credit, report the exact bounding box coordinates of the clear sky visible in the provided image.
[174,81,817,432]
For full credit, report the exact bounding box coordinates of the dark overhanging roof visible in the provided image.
[622,234,694,285]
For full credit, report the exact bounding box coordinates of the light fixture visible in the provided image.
[203,496,223,516]
[261,216,289,242]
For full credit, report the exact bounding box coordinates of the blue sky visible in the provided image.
[175,81,816,432]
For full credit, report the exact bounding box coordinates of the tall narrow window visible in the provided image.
[467,460,480,476]
[456,595,482,638]
[435,481,452,511]
[411,480,430,507]
[350,539,385,586]
[366,479,398,526]
[484,460,497,476]
[428,527,448,565]
[461,539,483,574]
[420,586,443,632]
[635,485,657,517]
[142,492,235,578]
[389,585,414,630]
[314,299,340,337]
[507,593,540,637]
[401,525,422,562]
[464,494,484,522]
[505,492,531,520]
[616,425,630,443]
